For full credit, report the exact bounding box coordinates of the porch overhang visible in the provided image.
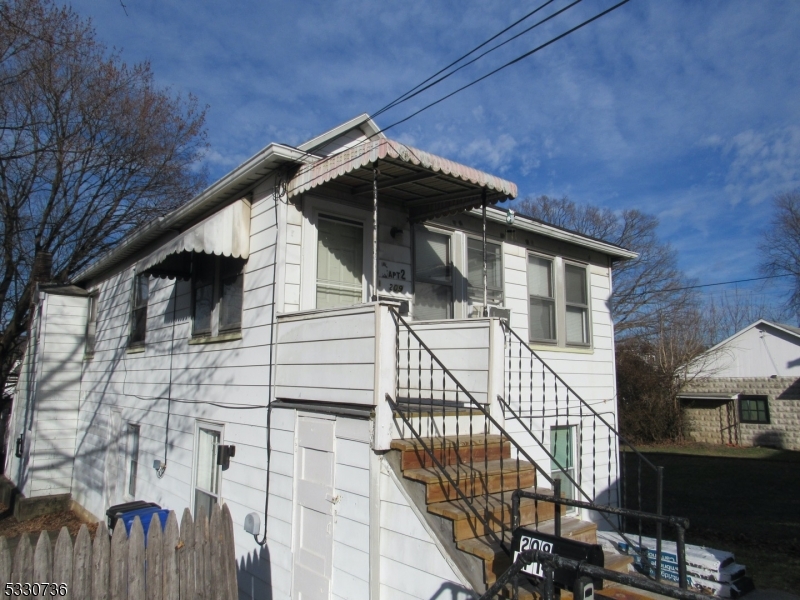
[136,198,251,279]
[287,138,517,222]
[677,392,739,401]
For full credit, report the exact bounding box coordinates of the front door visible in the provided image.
[292,415,336,600]
[413,227,453,319]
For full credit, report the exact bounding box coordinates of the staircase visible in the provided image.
[388,431,634,595]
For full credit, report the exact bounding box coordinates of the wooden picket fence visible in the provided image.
[0,503,238,599]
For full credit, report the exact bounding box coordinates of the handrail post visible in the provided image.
[676,524,687,590]
[543,562,555,600]
[553,479,561,538]
[656,466,664,582]
[512,489,521,530]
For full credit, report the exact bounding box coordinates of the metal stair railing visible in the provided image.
[500,320,668,580]
[389,306,561,555]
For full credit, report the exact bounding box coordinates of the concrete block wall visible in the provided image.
[681,376,800,450]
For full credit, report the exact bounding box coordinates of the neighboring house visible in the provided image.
[679,319,800,450]
[6,114,637,599]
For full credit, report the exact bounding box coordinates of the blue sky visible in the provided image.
[74,0,800,310]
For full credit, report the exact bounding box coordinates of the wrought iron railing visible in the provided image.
[389,307,560,555]
[500,320,667,576]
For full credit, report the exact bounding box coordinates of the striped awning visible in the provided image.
[137,198,251,279]
[287,138,517,221]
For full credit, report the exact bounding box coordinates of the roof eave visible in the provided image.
[297,113,385,154]
[73,143,309,284]
[471,207,638,260]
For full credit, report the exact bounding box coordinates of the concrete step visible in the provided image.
[391,434,511,470]
[401,459,538,504]
[427,487,565,542]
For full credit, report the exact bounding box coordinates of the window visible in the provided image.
[316,216,364,309]
[85,293,98,356]
[129,274,149,346]
[466,238,503,317]
[414,227,453,320]
[127,424,140,497]
[739,396,770,424]
[192,254,244,337]
[194,426,222,517]
[565,264,589,345]
[550,426,576,501]
[526,254,592,347]
[528,255,556,342]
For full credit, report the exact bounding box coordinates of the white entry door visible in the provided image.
[292,415,336,600]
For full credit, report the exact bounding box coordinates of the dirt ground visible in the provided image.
[0,503,99,541]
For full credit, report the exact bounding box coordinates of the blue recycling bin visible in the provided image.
[120,506,170,542]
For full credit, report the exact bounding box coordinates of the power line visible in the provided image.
[637,274,793,296]
[373,0,585,120]
[288,0,633,195]
[373,0,562,118]
[379,0,632,135]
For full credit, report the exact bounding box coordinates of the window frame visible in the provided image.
[126,423,140,499]
[465,235,504,318]
[85,292,99,357]
[739,395,770,424]
[564,261,591,347]
[314,214,366,310]
[129,273,149,347]
[527,252,557,344]
[191,253,245,339]
[549,425,578,504]
[413,224,455,321]
[192,421,224,518]
[525,252,593,349]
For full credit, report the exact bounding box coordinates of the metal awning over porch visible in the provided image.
[287,138,517,222]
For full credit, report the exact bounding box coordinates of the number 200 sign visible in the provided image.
[513,535,553,578]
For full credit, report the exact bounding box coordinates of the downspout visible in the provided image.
[372,164,379,301]
[482,189,488,316]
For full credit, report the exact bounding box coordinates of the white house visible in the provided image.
[6,115,638,599]
[679,319,800,450]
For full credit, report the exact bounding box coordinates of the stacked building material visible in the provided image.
[596,532,754,598]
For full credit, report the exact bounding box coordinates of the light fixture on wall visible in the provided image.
[505,209,516,225]
[390,226,403,239]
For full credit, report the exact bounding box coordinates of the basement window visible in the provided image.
[739,395,770,424]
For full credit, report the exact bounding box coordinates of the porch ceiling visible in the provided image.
[287,138,517,222]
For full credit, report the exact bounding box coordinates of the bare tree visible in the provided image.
[0,0,207,395]
[704,287,795,344]
[759,190,800,318]
[515,195,695,338]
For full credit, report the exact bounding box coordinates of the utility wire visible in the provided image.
[373,0,560,118]
[631,274,793,296]
[380,0,632,135]
[285,0,633,196]
[373,0,585,120]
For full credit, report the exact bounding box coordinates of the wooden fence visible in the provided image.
[0,503,238,600]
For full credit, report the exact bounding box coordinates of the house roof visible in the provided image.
[697,319,800,360]
[73,113,631,283]
[473,207,638,261]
